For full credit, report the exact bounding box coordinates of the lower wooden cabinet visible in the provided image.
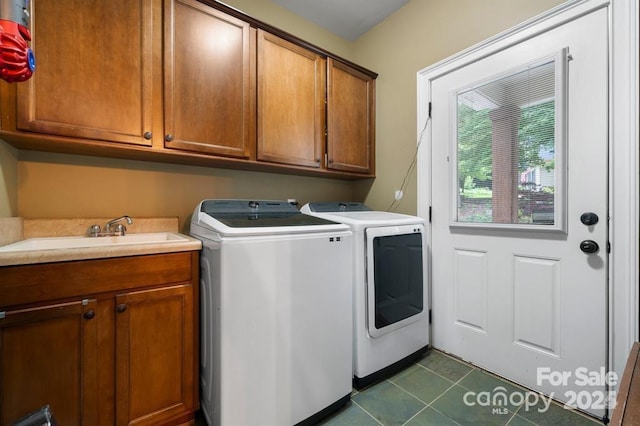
[0,252,199,426]
[115,285,195,426]
[0,299,99,425]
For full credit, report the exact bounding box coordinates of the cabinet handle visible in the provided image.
[143,131,152,140]
[164,134,174,142]
[83,310,95,320]
[116,304,128,313]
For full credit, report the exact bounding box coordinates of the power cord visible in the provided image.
[387,114,432,211]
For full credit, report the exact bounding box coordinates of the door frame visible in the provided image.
[417,0,638,392]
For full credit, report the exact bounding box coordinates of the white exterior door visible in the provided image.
[429,6,608,418]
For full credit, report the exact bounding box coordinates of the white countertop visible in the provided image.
[0,217,202,267]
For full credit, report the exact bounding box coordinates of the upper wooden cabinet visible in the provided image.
[164,0,255,158]
[327,58,376,174]
[0,0,377,178]
[16,0,154,146]
[257,30,325,168]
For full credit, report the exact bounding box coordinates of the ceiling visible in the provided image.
[270,0,410,41]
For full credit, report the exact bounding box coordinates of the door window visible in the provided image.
[452,50,568,231]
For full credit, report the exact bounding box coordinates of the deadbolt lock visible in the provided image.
[580,212,599,226]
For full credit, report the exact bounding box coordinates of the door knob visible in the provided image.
[580,212,599,226]
[580,240,599,254]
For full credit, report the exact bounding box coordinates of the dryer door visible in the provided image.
[365,224,427,338]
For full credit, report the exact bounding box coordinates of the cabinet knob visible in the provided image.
[116,304,128,313]
[143,131,152,140]
[164,134,174,142]
[83,310,95,320]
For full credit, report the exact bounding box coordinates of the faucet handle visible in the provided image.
[112,223,127,236]
[88,224,101,237]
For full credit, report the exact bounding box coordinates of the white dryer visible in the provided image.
[191,200,353,426]
[301,202,429,388]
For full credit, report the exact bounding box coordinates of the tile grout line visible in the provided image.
[422,358,537,396]
[430,356,600,424]
[418,355,594,425]
[416,353,529,413]
[418,374,524,426]
[428,405,465,426]
[387,379,431,406]
[400,405,429,426]
[347,351,602,426]
[421,380,461,407]
[506,410,538,426]
[410,363,514,426]
[367,358,471,426]
[350,396,385,425]
[408,363,479,408]
[390,371,471,426]
[414,359,476,386]
[384,379,463,426]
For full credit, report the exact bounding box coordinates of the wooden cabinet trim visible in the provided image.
[0,252,194,309]
[197,0,377,79]
[611,342,640,425]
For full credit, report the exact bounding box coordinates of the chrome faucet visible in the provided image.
[105,215,133,236]
[88,215,133,237]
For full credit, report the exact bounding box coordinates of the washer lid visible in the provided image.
[305,202,372,212]
[192,199,349,237]
[300,202,424,230]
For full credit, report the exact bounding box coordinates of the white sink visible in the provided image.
[0,233,190,253]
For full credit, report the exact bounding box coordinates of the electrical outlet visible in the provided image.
[394,189,404,200]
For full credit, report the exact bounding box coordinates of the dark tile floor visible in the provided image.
[320,350,603,426]
[195,349,603,425]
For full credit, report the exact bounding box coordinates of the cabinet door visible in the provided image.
[16,0,154,146]
[257,30,326,168]
[115,284,195,426]
[164,0,254,159]
[327,58,375,174]
[0,299,98,425]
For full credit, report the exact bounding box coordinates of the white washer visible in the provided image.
[301,202,429,388]
[191,200,353,426]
